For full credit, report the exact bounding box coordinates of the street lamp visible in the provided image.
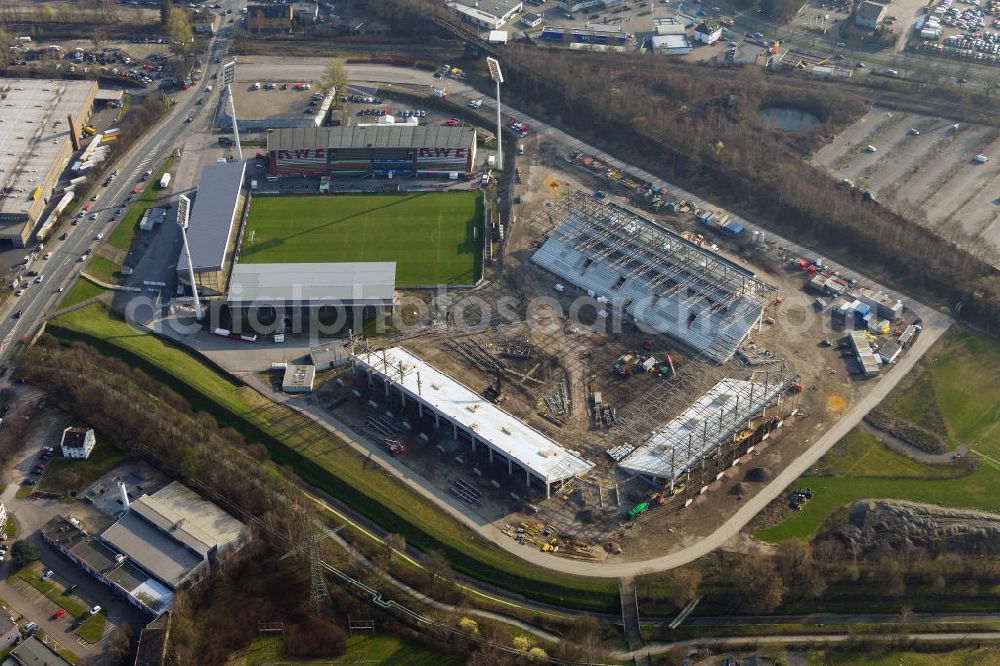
[486,57,504,171]
[177,194,203,320]
[223,61,243,162]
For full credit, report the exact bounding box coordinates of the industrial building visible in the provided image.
[531,194,777,363]
[651,34,692,56]
[266,125,476,178]
[177,161,247,296]
[282,363,316,393]
[42,482,247,616]
[694,21,723,45]
[0,79,97,247]
[541,24,629,46]
[450,0,523,30]
[353,346,594,497]
[60,426,96,460]
[618,377,789,486]
[849,330,881,377]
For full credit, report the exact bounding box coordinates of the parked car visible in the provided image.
[89,605,101,615]
[65,584,78,595]
[52,608,66,620]
[41,570,54,581]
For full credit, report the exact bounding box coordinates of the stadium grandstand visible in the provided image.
[530,193,777,363]
[266,125,476,178]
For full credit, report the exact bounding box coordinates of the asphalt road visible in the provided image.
[0,2,241,361]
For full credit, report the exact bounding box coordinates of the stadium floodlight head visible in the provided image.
[222,61,237,87]
[176,193,191,230]
[486,57,503,170]
[177,194,202,320]
[222,61,243,162]
[486,57,504,84]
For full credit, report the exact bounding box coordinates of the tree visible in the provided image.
[423,549,454,591]
[669,568,702,610]
[166,6,193,56]
[11,540,39,569]
[103,626,133,665]
[320,60,349,124]
[285,617,347,657]
[775,538,827,601]
[721,553,785,613]
[160,0,173,26]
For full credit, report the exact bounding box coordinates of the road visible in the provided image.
[0,2,241,362]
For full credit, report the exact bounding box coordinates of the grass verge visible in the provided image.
[47,303,619,611]
[57,279,107,310]
[4,515,16,539]
[75,612,106,644]
[13,568,87,617]
[817,428,964,479]
[108,157,175,251]
[83,256,122,286]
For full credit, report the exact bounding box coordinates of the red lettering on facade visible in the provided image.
[314,148,326,160]
[294,149,311,159]
[454,148,466,159]
[276,150,291,160]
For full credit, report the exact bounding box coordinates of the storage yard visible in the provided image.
[299,134,925,560]
[811,106,1000,262]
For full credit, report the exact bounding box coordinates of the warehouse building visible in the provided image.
[0,79,97,247]
[541,24,629,45]
[450,0,523,30]
[354,347,594,497]
[267,125,476,178]
[42,482,247,616]
[176,161,247,297]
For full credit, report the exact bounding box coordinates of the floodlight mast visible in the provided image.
[177,194,203,320]
[223,61,243,162]
[486,57,504,171]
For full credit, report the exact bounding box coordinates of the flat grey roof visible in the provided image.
[0,79,95,218]
[101,511,203,588]
[10,636,72,666]
[228,262,396,306]
[144,481,245,552]
[454,0,523,18]
[282,364,316,390]
[267,125,475,152]
[187,161,246,272]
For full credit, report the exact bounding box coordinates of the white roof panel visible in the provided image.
[354,347,593,484]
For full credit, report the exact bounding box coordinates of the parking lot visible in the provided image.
[811,106,1000,260]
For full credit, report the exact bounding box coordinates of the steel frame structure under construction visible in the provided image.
[351,344,594,497]
[530,193,778,363]
[612,357,794,486]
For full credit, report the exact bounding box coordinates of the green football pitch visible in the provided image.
[240,192,483,286]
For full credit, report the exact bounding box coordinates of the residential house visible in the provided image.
[60,426,96,460]
[694,21,723,45]
[855,1,887,29]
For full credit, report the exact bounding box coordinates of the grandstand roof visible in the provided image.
[227,262,396,307]
[353,347,594,485]
[267,125,475,151]
[187,161,246,272]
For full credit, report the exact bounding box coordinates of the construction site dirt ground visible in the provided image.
[811,106,1000,267]
[306,143,923,562]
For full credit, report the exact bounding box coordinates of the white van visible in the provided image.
[253,82,261,90]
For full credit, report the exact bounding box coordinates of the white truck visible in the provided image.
[159,172,171,189]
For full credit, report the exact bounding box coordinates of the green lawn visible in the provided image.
[36,442,124,496]
[756,462,1000,542]
[817,428,963,479]
[241,193,483,286]
[245,634,453,665]
[75,612,106,644]
[57,279,107,310]
[83,256,122,286]
[3,515,16,539]
[108,157,175,251]
[47,303,619,612]
[887,327,1000,456]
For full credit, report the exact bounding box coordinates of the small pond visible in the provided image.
[757,106,821,132]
